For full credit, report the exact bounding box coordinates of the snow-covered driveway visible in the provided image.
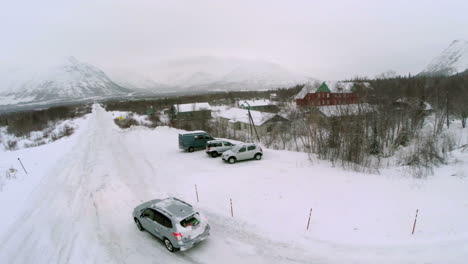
[0,105,323,264]
[1,104,467,264]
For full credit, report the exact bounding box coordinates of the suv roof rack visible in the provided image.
[170,197,193,208]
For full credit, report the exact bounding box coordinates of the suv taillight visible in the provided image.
[173,232,183,241]
[208,146,211,150]
[260,147,263,152]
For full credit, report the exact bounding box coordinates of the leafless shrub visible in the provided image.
[114,116,139,129]
[7,140,18,151]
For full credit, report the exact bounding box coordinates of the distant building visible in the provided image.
[314,103,375,119]
[217,108,289,134]
[392,98,433,113]
[295,81,370,106]
[171,102,212,120]
[238,99,279,113]
[270,93,278,101]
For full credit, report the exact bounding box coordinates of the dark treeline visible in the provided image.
[0,104,92,136]
[363,72,468,127]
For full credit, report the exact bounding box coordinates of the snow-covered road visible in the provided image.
[1,104,468,264]
[0,105,324,264]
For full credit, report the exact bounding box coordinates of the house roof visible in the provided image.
[317,103,375,117]
[239,99,275,107]
[217,107,277,126]
[316,82,331,93]
[295,81,371,99]
[174,102,211,113]
[394,98,432,111]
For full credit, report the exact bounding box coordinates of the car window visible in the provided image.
[180,213,200,227]
[239,147,246,153]
[247,145,256,151]
[154,210,173,228]
[194,135,203,140]
[224,142,233,146]
[142,208,155,220]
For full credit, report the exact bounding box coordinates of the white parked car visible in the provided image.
[206,139,235,157]
[221,143,263,164]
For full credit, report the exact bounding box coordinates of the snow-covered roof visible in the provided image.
[174,102,211,113]
[394,98,432,111]
[317,103,375,117]
[217,107,277,126]
[295,81,371,99]
[239,99,275,107]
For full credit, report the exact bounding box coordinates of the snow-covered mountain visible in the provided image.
[0,57,134,106]
[420,40,468,76]
[149,56,314,91]
[106,68,167,91]
[0,56,314,108]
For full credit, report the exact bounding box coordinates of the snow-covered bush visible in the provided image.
[0,119,79,151]
[112,111,158,129]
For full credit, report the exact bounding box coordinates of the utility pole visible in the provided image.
[245,103,260,142]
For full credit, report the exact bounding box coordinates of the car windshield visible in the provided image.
[180,213,200,227]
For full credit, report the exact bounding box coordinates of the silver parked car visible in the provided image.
[133,197,210,252]
[221,143,263,164]
[206,139,235,157]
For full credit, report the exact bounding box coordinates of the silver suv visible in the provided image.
[222,143,263,164]
[206,139,235,157]
[132,197,210,252]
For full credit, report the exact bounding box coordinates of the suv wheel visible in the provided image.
[254,153,262,160]
[134,218,144,231]
[188,147,194,152]
[228,157,236,164]
[211,152,218,158]
[164,238,176,252]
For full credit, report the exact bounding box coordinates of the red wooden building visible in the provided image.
[295,82,362,106]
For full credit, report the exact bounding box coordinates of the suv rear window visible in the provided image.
[247,146,256,151]
[208,142,222,147]
[180,213,200,227]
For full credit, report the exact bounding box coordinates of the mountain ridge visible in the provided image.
[419,40,468,76]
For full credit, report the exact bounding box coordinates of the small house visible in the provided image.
[315,103,375,119]
[392,98,433,113]
[238,99,279,113]
[217,108,289,134]
[171,102,212,120]
[296,81,370,107]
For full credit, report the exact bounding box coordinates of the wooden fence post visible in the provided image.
[18,158,28,174]
[411,209,419,235]
[230,198,234,217]
[306,208,313,231]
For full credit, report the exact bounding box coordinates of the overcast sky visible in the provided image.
[1,0,468,80]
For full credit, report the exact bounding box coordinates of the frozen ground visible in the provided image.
[0,104,467,264]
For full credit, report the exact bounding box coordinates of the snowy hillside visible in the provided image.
[0,57,134,106]
[420,40,468,76]
[106,68,168,91]
[0,104,467,264]
[149,56,314,91]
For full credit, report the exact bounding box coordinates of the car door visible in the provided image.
[140,208,161,237]
[246,145,257,159]
[237,146,248,160]
[153,210,173,239]
[194,135,205,148]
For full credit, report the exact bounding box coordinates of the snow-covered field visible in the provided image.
[0,104,467,264]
